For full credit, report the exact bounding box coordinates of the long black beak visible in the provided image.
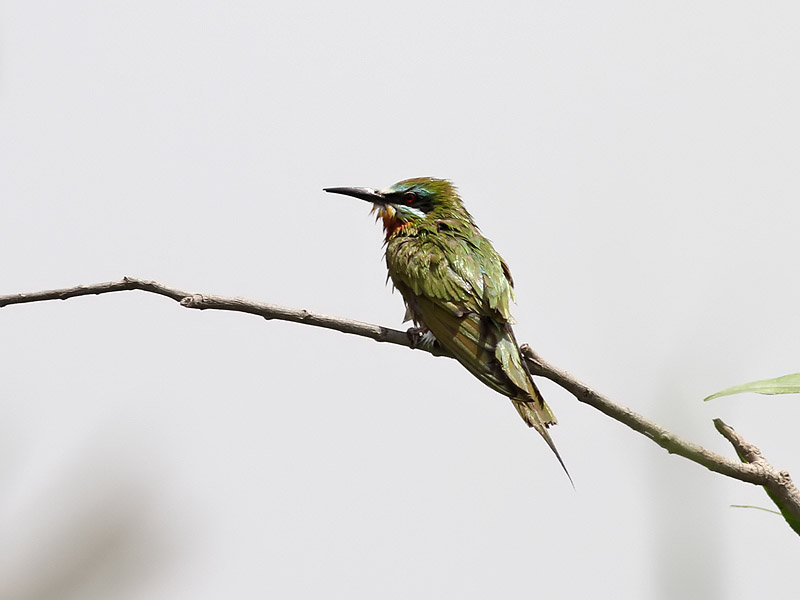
[324,186,386,204]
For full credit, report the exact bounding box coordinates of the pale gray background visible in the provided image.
[1,1,799,598]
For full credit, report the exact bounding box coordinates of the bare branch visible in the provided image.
[0,278,192,306]
[714,419,800,534]
[522,347,770,483]
[0,277,427,351]
[3,276,799,528]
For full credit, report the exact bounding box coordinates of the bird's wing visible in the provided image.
[388,230,515,323]
[387,231,519,396]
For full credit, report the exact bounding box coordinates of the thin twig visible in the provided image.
[2,276,798,528]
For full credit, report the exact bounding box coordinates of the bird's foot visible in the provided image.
[406,326,438,350]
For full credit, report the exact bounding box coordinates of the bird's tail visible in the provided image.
[511,384,573,487]
[511,388,557,428]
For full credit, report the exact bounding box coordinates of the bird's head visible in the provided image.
[325,177,473,239]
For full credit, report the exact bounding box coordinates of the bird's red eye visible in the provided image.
[403,192,417,204]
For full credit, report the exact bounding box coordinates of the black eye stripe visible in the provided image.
[392,190,433,213]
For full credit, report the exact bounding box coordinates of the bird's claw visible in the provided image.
[406,327,438,350]
[406,326,425,349]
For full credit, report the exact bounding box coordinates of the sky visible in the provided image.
[1,1,799,598]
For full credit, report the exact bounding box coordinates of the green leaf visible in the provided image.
[730,504,782,516]
[704,372,800,401]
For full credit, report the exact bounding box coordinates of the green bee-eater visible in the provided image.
[325,177,568,478]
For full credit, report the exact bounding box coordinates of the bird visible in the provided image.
[325,177,569,479]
